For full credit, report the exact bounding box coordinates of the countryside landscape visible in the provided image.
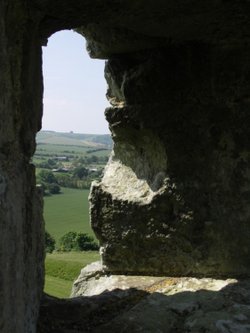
[34,130,112,298]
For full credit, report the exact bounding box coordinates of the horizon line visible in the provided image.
[39,129,110,135]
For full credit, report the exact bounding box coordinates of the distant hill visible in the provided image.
[36,131,113,148]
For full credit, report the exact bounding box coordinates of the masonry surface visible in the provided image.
[1,0,250,332]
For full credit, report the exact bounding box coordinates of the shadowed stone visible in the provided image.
[2,1,250,331]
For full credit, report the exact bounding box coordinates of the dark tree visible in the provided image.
[72,166,88,179]
[48,183,61,194]
[37,169,57,184]
[75,233,99,251]
[45,231,56,253]
[59,231,99,252]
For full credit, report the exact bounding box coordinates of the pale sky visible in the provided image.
[42,30,110,134]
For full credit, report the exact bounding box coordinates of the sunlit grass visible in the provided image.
[44,275,73,298]
[44,187,95,244]
[44,251,100,298]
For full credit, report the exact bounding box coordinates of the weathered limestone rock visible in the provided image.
[2,0,250,331]
[33,1,250,57]
[94,278,250,333]
[42,271,250,333]
[90,44,250,277]
[71,261,164,297]
[0,1,44,332]
[38,288,150,333]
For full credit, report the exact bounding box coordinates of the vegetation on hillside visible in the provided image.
[34,130,111,193]
[58,231,99,252]
[36,130,113,148]
[35,131,107,297]
[45,231,56,253]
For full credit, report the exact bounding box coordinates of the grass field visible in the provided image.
[34,131,112,171]
[37,132,105,298]
[44,187,95,244]
[45,251,100,298]
[44,276,73,298]
[36,143,91,155]
[36,130,113,148]
[43,187,100,298]
[36,143,111,156]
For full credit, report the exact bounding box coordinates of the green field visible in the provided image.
[34,131,112,170]
[45,251,100,298]
[36,130,113,148]
[36,143,110,156]
[37,133,107,299]
[43,187,100,298]
[44,187,95,243]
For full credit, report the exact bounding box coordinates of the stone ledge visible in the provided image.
[71,261,165,297]
[71,261,239,298]
[38,262,250,332]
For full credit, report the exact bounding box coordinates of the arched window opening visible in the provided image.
[35,30,112,298]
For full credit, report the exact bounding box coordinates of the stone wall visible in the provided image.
[0,1,44,332]
[1,0,250,331]
[90,44,250,276]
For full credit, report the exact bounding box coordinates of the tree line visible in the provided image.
[45,230,99,253]
[37,167,102,195]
